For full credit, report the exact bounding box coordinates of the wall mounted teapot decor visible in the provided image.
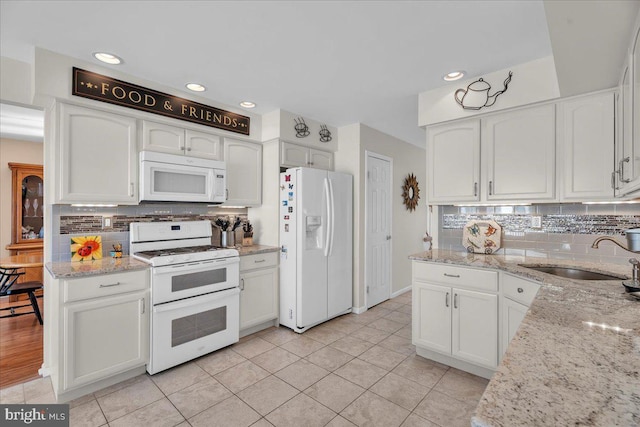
[294,117,310,137]
[455,71,513,110]
[319,124,332,143]
[402,173,420,212]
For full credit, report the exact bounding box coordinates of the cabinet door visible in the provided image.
[413,281,451,354]
[452,288,497,368]
[185,129,222,160]
[500,297,528,361]
[618,62,634,194]
[240,268,278,330]
[626,25,640,195]
[59,104,138,204]
[559,93,614,200]
[224,139,262,206]
[309,148,334,170]
[483,104,556,201]
[427,120,480,203]
[281,141,309,167]
[64,291,148,390]
[142,121,185,155]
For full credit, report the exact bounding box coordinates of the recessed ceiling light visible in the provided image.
[93,52,123,65]
[186,83,206,92]
[443,71,465,81]
[239,101,256,109]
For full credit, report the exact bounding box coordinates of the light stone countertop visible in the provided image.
[46,256,150,279]
[237,244,280,256]
[409,249,639,427]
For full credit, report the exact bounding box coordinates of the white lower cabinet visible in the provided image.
[64,290,148,390]
[413,262,498,373]
[52,269,149,400]
[499,273,540,360]
[239,252,278,333]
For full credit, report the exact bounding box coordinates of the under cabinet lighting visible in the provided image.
[186,83,206,92]
[93,52,123,65]
[239,101,256,109]
[443,71,465,81]
[582,200,640,205]
[71,204,118,207]
[453,203,531,207]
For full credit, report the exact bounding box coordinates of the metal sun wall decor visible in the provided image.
[319,125,332,143]
[455,71,513,110]
[402,173,420,212]
[294,117,310,137]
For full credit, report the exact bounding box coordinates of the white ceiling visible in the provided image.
[0,1,638,147]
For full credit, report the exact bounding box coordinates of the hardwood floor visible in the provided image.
[0,296,43,389]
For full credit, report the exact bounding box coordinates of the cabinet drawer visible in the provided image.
[240,252,278,271]
[413,262,497,292]
[502,273,540,306]
[63,270,149,303]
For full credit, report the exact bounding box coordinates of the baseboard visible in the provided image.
[351,305,367,314]
[54,366,146,403]
[240,319,278,338]
[415,346,495,380]
[391,285,411,299]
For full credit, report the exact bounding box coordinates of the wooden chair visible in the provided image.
[0,267,43,325]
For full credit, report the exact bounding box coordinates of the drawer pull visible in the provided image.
[254,259,266,263]
[517,287,524,293]
[454,293,458,309]
[240,278,245,291]
[99,282,121,288]
[444,273,460,278]
[445,292,450,307]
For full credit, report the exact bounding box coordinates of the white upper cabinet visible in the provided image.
[482,104,556,201]
[281,141,334,170]
[142,121,222,160]
[223,138,262,206]
[624,24,640,195]
[558,92,614,201]
[57,103,138,204]
[427,119,480,203]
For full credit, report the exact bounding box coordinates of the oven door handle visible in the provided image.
[153,257,239,275]
[153,287,240,313]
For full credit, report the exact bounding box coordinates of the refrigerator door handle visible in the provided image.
[327,178,335,256]
[324,178,331,257]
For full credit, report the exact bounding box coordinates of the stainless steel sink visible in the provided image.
[518,265,625,281]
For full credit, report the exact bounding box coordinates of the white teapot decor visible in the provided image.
[455,71,513,110]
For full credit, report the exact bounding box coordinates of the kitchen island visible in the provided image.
[409,250,639,427]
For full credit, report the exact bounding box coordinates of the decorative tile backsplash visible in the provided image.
[51,204,248,262]
[438,203,640,266]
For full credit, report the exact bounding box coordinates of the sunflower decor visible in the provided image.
[402,174,420,212]
[71,235,103,261]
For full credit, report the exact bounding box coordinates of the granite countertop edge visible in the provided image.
[237,245,280,256]
[410,249,639,427]
[46,256,150,279]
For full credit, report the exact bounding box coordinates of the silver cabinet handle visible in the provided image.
[141,297,145,314]
[180,146,185,150]
[444,273,460,278]
[489,180,493,195]
[240,278,245,291]
[517,287,524,293]
[445,292,449,307]
[619,157,631,183]
[386,235,392,240]
[186,147,192,151]
[226,188,229,201]
[611,171,617,190]
[99,282,121,288]
[130,182,134,197]
[473,182,478,197]
[454,293,458,309]
[254,259,266,263]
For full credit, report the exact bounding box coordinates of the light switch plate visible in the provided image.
[102,216,112,228]
[531,215,542,229]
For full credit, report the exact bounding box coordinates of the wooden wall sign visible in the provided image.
[72,67,250,135]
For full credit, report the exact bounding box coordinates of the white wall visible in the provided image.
[418,56,560,127]
[0,138,43,257]
[336,123,427,311]
[1,56,33,105]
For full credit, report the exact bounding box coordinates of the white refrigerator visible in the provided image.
[279,167,353,333]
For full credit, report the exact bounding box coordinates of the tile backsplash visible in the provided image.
[438,203,640,266]
[50,204,248,262]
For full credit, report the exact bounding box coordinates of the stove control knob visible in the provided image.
[166,256,175,264]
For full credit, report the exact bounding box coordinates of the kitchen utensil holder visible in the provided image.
[220,230,235,248]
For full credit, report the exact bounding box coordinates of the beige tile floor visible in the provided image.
[0,291,489,427]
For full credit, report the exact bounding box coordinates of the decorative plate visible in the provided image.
[462,220,502,254]
[71,235,102,261]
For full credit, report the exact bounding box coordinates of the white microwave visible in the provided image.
[140,151,226,203]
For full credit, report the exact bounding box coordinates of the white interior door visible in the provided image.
[365,153,391,308]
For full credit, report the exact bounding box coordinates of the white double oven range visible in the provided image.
[130,220,240,374]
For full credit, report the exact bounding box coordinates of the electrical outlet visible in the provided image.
[531,215,542,229]
[102,216,112,228]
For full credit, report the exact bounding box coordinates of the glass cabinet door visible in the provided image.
[9,163,44,245]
